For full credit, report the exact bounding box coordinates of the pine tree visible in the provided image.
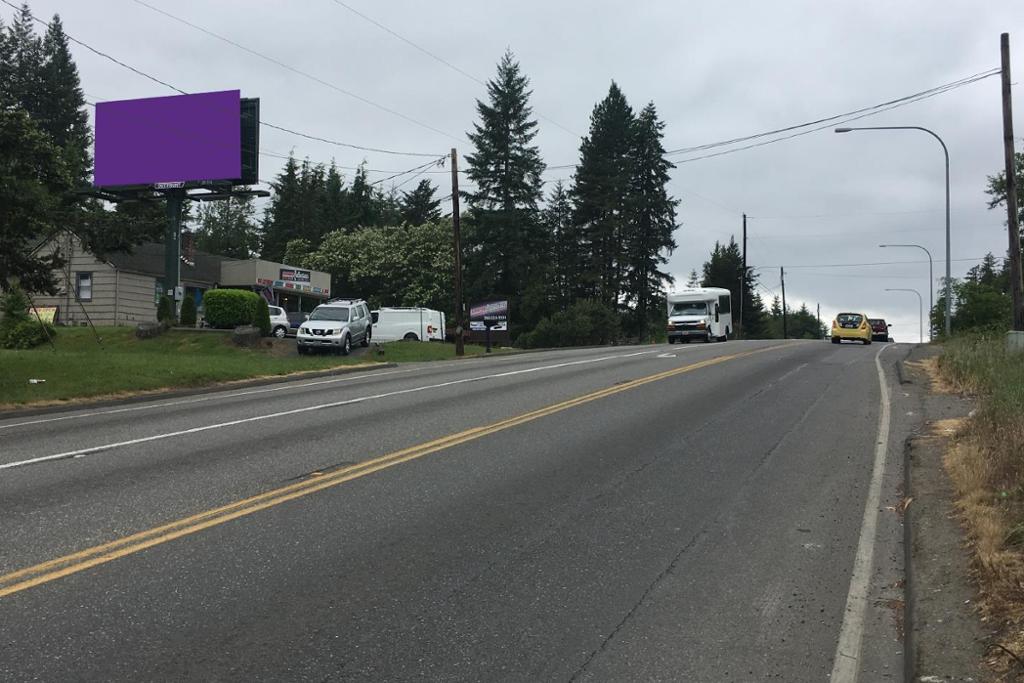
[622,102,677,341]
[321,162,348,233]
[464,50,546,329]
[400,179,441,226]
[686,269,700,288]
[346,163,375,228]
[39,15,89,184]
[700,236,767,337]
[544,180,577,308]
[193,191,260,258]
[261,155,302,262]
[1,5,43,115]
[572,82,634,309]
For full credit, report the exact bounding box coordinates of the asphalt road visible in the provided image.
[0,340,915,681]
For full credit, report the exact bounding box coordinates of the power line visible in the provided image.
[325,0,580,138]
[757,256,999,270]
[131,0,462,143]
[369,158,447,186]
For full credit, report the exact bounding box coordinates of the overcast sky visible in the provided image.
[16,0,1024,341]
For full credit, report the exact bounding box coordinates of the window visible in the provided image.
[308,306,349,322]
[76,272,93,301]
[718,294,731,314]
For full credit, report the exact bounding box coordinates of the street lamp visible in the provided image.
[835,126,951,337]
[879,243,933,341]
[885,287,923,344]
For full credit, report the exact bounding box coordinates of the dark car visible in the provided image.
[868,318,890,342]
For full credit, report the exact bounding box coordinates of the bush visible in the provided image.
[202,289,260,329]
[2,319,55,349]
[179,295,197,327]
[518,300,621,349]
[157,295,176,326]
[253,297,271,337]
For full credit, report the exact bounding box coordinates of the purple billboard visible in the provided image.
[94,90,241,187]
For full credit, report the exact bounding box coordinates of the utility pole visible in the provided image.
[817,302,822,339]
[740,213,747,339]
[1001,33,1024,331]
[780,266,788,339]
[450,148,465,356]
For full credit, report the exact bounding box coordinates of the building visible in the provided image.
[31,231,331,326]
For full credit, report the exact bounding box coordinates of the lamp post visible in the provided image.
[885,287,923,344]
[835,126,951,337]
[879,243,933,341]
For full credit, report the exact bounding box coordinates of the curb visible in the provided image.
[0,362,398,419]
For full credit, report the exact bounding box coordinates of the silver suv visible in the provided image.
[296,299,372,355]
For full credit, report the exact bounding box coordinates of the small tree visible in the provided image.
[0,285,32,343]
[156,294,176,326]
[179,294,197,327]
[254,297,272,336]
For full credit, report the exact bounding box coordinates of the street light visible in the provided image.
[879,243,933,341]
[835,126,951,337]
[885,288,923,344]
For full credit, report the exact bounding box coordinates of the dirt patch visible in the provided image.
[906,356,959,394]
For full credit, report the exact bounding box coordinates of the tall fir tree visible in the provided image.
[39,15,89,184]
[346,163,375,228]
[544,180,578,308]
[321,162,348,233]
[261,155,302,262]
[571,82,634,310]
[1,5,43,115]
[700,236,767,337]
[399,179,441,226]
[463,50,547,331]
[622,102,677,340]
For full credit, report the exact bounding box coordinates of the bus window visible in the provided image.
[718,294,731,314]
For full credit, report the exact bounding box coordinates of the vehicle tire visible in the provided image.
[340,335,351,356]
[273,325,288,339]
[361,327,371,347]
[864,339,872,345]
[706,332,713,343]
[403,332,419,341]
[831,337,840,344]
[667,337,676,344]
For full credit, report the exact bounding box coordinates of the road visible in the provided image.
[0,340,913,681]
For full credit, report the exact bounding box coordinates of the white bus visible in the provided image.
[666,287,733,343]
[370,307,446,342]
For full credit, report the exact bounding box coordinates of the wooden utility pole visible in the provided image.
[740,213,747,339]
[450,149,465,356]
[1001,33,1024,331]
[780,266,788,339]
[817,302,822,339]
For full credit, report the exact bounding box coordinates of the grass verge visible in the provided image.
[0,327,501,407]
[937,334,1024,677]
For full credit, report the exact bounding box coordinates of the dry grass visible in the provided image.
[933,336,1024,679]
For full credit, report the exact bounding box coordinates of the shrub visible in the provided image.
[518,300,621,349]
[202,288,260,329]
[157,295,176,326]
[2,319,55,349]
[179,295,197,327]
[253,297,271,337]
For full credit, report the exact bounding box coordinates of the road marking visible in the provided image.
[656,353,677,358]
[829,345,892,683]
[0,350,662,470]
[0,345,786,599]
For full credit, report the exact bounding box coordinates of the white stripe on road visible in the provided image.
[0,350,660,471]
[829,345,892,682]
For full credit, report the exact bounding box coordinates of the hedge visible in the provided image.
[202,289,261,328]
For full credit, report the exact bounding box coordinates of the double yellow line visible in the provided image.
[0,346,780,599]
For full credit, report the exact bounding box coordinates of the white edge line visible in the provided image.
[829,344,892,682]
[0,350,660,471]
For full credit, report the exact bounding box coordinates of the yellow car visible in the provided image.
[831,312,872,344]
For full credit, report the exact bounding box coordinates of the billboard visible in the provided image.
[469,300,508,332]
[279,268,311,283]
[94,90,243,187]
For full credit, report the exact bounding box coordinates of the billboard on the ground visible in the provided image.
[94,90,242,187]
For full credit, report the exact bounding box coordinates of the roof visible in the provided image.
[106,242,229,285]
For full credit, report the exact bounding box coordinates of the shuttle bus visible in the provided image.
[666,287,732,343]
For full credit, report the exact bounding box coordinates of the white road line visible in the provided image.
[0,349,660,471]
[829,345,892,683]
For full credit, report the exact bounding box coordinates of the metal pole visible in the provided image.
[450,149,465,356]
[886,288,923,344]
[1001,33,1024,330]
[741,213,747,339]
[163,189,184,304]
[816,303,821,340]
[880,244,933,341]
[780,266,788,339]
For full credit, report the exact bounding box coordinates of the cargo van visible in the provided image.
[371,307,446,342]
[666,287,732,343]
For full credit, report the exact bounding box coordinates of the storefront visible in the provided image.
[220,260,331,318]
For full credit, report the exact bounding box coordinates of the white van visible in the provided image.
[666,287,732,343]
[371,307,446,342]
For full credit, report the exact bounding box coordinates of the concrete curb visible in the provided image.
[0,362,398,419]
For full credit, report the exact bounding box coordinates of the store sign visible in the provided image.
[33,306,58,324]
[279,268,311,283]
[469,300,509,331]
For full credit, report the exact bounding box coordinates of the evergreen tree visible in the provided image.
[372,187,402,227]
[321,162,348,233]
[39,15,89,184]
[622,103,677,341]
[261,155,301,262]
[571,82,634,309]
[0,5,43,115]
[193,191,260,258]
[686,269,700,288]
[399,179,441,226]
[700,236,767,337]
[544,180,577,308]
[463,50,547,333]
[346,163,375,228]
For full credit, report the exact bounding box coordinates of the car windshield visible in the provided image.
[671,301,708,315]
[837,313,863,325]
[309,307,349,322]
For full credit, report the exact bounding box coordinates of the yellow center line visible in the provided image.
[0,344,793,599]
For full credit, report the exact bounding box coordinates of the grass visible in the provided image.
[0,327,500,407]
[936,333,1024,675]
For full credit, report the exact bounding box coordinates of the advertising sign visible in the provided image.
[94,90,241,187]
[33,306,58,324]
[279,268,311,284]
[469,300,509,332]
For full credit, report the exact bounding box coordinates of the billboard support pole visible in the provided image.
[163,188,185,306]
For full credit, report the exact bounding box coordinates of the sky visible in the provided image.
[12,0,1024,342]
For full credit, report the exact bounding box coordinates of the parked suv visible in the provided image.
[296,299,372,355]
